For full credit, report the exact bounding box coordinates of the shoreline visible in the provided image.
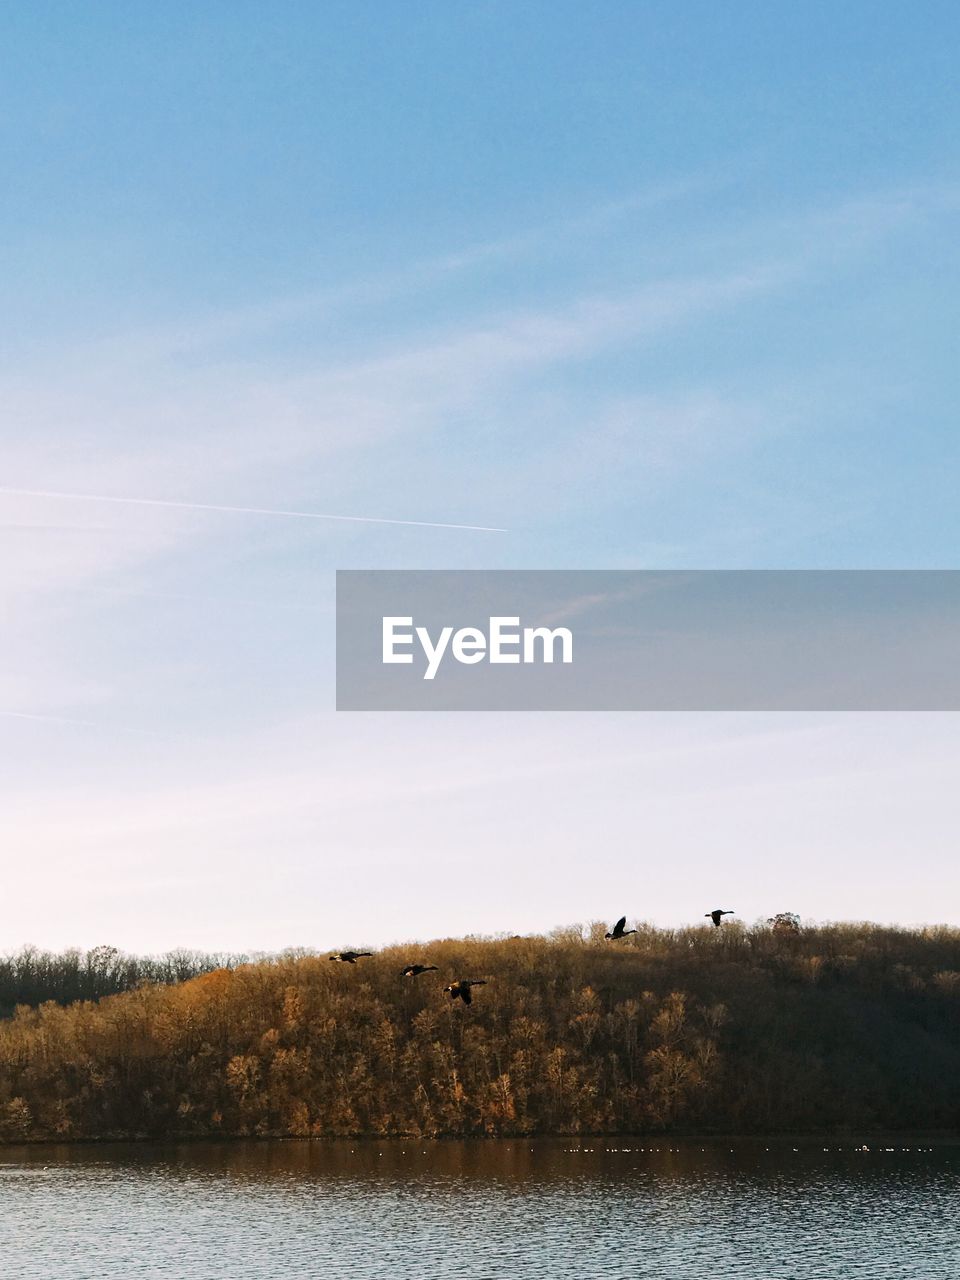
[3,1128,959,1151]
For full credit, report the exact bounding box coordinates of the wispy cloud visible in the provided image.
[1,176,954,742]
[85,173,724,363]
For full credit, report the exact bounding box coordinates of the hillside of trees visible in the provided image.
[0,946,244,1018]
[1,921,959,1143]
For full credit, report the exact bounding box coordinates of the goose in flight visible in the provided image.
[605,916,636,941]
[444,979,487,1004]
[706,910,735,928]
[401,964,439,978]
[329,951,373,964]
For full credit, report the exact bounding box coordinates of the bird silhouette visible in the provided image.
[444,979,487,1004]
[605,916,636,940]
[329,951,373,964]
[705,910,735,928]
[400,964,439,978]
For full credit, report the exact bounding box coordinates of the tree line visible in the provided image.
[1,921,958,1142]
[0,945,245,1018]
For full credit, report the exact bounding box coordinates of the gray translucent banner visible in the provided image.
[336,570,960,711]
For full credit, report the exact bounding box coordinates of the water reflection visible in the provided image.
[2,1139,957,1278]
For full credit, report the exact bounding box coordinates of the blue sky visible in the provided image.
[1,3,958,950]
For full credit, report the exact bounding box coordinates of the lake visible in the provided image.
[1,1138,957,1278]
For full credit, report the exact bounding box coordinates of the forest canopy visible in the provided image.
[0,945,245,1018]
[1,921,959,1143]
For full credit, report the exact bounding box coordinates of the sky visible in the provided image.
[1,2,959,953]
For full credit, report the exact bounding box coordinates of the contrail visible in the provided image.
[0,710,106,728]
[0,710,162,736]
[0,487,508,533]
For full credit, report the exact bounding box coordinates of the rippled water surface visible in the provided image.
[1,1139,957,1278]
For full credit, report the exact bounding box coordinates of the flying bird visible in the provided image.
[401,964,439,978]
[605,916,636,941]
[706,910,735,928]
[329,951,373,964]
[444,979,487,1004]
